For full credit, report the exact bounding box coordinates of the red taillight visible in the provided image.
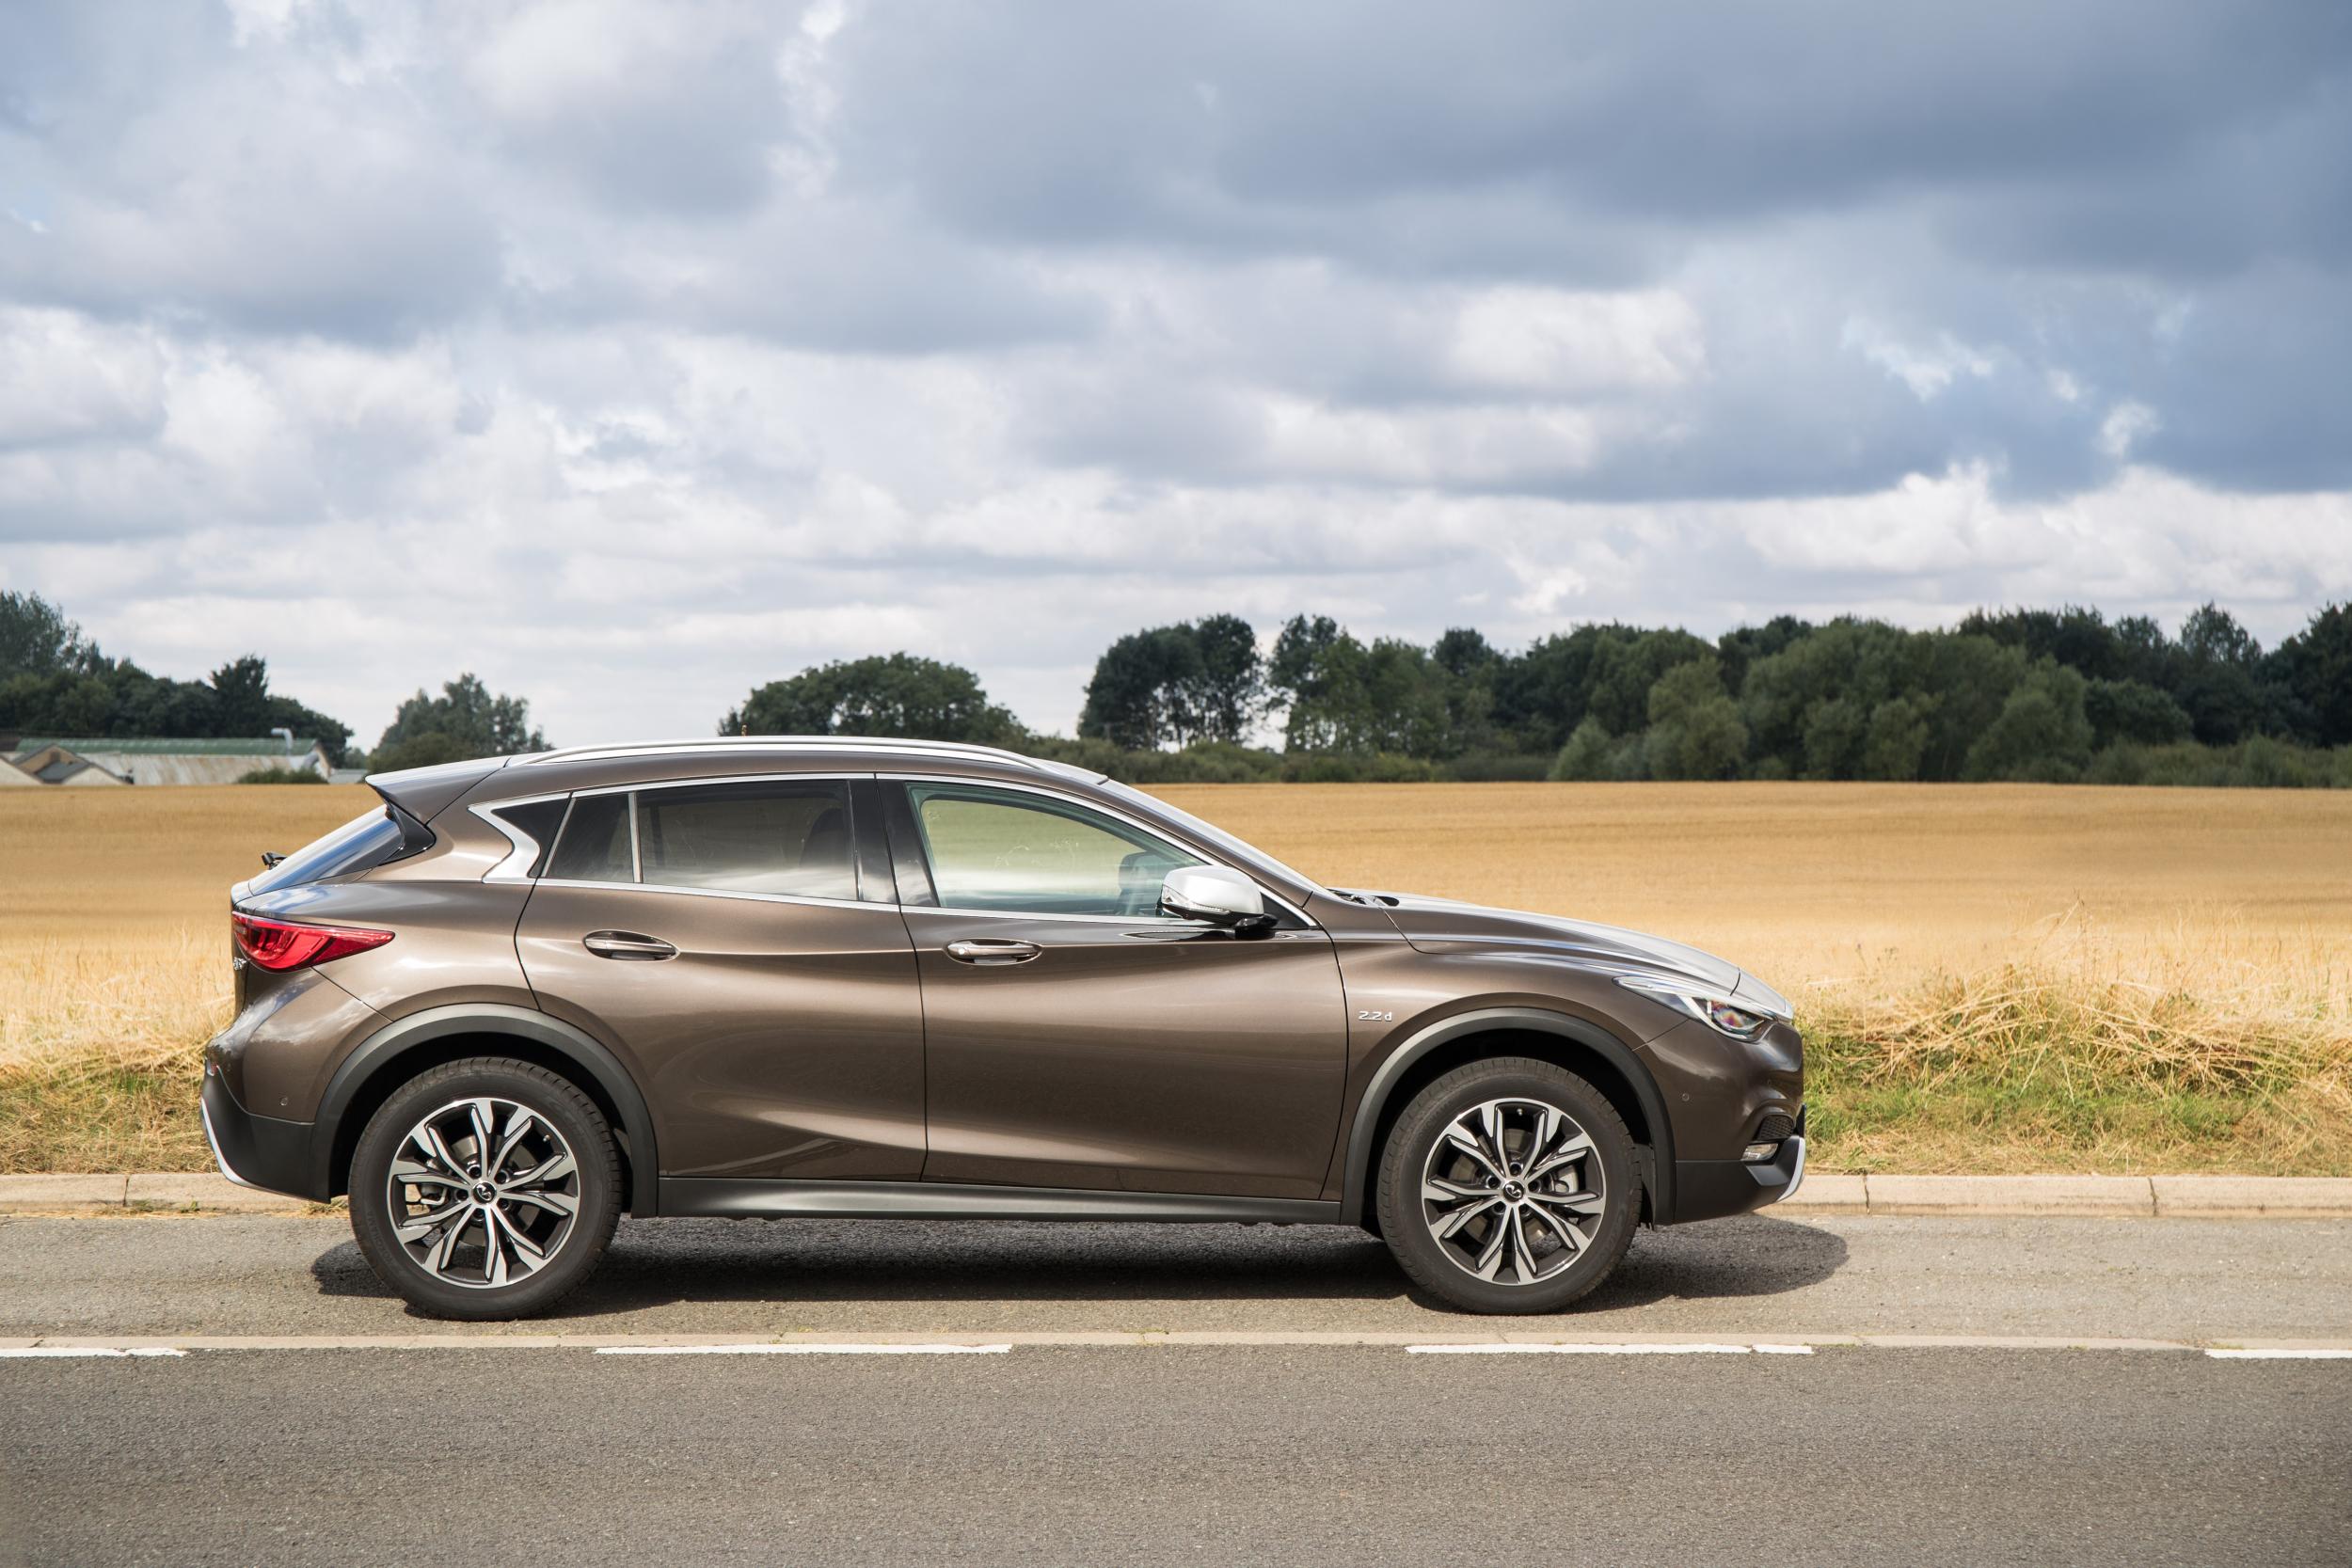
[231,913,393,972]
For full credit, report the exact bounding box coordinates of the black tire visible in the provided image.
[1375,1056,1639,1315]
[349,1057,622,1322]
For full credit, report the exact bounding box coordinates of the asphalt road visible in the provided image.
[3,1213,2348,1566]
[3,1211,2350,1340]
[4,1346,2347,1567]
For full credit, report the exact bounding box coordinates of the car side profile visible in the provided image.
[201,737,1805,1319]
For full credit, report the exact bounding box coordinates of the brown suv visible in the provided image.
[201,738,1804,1318]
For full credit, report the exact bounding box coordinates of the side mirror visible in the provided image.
[1160,865,1274,933]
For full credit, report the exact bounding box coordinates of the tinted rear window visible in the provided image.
[246,807,416,895]
[639,781,855,898]
[548,794,633,882]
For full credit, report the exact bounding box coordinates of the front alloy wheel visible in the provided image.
[1376,1057,1638,1314]
[1420,1098,1607,1287]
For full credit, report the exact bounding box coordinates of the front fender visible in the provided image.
[1334,1005,1675,1227]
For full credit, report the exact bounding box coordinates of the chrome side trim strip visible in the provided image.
[659,1177,1340,1226]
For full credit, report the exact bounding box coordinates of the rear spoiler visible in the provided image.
[362,754,516,824]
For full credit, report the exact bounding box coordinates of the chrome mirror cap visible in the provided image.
[1160,864,1266,923]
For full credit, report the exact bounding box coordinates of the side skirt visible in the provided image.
[659,1178,1343,1226]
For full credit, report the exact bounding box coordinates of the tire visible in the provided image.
[348,1057,622,1322]
[1375,1056,1639,1315]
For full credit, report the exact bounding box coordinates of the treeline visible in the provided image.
[0,591,354,760]
[0,592,548,770]
[728,602,2352,787]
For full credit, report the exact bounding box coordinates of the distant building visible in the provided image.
[0,736,333,786]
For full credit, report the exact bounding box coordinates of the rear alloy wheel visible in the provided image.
[350,1059,621,1321]
[1376,1057,1638,1314]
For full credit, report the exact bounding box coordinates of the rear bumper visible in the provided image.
[200,1070,320,1201]
[1666,1105,1806,1225]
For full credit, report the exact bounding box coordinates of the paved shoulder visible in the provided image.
[4,1212,2349,1343]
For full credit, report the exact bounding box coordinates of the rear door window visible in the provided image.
[547,794,634,882]
[639,781,856,899]
[543,781,858,900]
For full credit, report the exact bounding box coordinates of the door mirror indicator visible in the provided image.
[1160,866,1276,935]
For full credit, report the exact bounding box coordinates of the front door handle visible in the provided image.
[582,930,677,961]
[945,938,1041,966]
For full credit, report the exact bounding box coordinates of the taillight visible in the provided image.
[231,912,394,972]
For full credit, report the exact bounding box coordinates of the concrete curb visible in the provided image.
[1,1172,2348,1219]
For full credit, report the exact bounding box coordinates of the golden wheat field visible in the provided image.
[3,782,2348,1174]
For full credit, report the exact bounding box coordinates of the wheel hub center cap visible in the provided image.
[1502,1180,1524,1200]
[472,1181,498,1204]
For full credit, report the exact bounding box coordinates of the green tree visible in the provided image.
[723,654,1020,746]
[1860,697,1931,781]
[0,591,97,680]
[209,656,273,737]
[1642,657,1748,780]
[1078,614,1263,749]
[1962,665,2095,781]
[1268,615,1376,752]
[1548,718,1614,781]
[1801,697,1867,779]
[1183,613,1265,744]
[2084,678,2193,748]
[2265,603,2352,747]
[374,673,549,768]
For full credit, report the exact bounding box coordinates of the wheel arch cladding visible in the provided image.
[1343,1008,1673,1227]
[315,1004,660,1216]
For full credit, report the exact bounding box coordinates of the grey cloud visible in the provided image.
[2,0,2350,744]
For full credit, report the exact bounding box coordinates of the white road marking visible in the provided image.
[3,1333,2345,1356]
[1406,1342,1807,1355]
[594,1343,1013,1356]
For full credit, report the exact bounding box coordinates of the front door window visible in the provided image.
[906,784,1200,918]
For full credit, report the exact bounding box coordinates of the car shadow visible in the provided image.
[309,1212,1848,1321]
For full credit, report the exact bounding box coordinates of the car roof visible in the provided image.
[394,736,1105,815]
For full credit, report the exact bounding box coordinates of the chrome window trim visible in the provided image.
[626,789,642,882]
[474,768,1315,929]
[470,791,574,884]
[879,771,1321,930]
[513,773,868,904]
[532,877,881,913]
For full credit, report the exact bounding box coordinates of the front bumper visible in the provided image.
[200,1069,319,1201]
[1668,1104,1806,1225]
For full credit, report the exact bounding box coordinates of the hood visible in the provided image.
[1340,887,1766,1002]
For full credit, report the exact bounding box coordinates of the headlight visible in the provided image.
[1615,975,1776,1040]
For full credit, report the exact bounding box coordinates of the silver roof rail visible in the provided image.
[521,736,1053,771]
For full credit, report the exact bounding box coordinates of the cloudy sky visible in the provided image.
[3,1,2348,745]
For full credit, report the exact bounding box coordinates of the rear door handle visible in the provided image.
[582,930,677,961]
[945,939,1041,966]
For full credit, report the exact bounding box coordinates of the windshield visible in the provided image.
[1100,781,1318,897]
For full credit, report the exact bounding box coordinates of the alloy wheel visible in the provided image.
[386,1097,580,1290]
[1419,1097,1607,1286]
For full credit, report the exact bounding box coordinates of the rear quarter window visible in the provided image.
[245,805,430,895]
